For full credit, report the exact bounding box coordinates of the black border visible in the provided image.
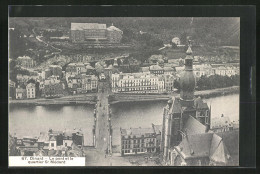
[1,4,257,174]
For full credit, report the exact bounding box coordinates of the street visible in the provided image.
[95,80,111,153]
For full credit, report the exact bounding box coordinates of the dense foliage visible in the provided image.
[196,75,240,91]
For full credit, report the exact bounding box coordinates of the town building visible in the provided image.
[70,23,123,44]
[161,43,211,163]
[163,66,175,75]
[111,72,163,94]
[26,83,36,99]
[15,86,26,99]
[164,74,175,92]
[16,74,40,86]
[120,124,161,156]
[210,114,234,133]
[193,64,215,78]
[213,66,239,77]
[16,56,35,69]
[14,129,84,156]
[43,78,65,98]
[149,64,164,75]
[67,74,98,94]
[106,24,124,43]
[49,65,63,78]
[9,80,16,99]
[172,37,181,45]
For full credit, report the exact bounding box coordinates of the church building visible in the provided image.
[161,41,211,163]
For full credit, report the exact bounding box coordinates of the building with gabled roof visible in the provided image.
[170,132,232,166]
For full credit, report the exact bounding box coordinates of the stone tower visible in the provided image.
[179,40,196,106]
[161,41,211,162]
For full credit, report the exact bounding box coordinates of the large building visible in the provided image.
[16,56,35,69]
[161,42,211,163]
[111,72,166,94]
[70,23,123,44]
[120,124,162,156]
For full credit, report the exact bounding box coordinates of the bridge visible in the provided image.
[93,80,112,155]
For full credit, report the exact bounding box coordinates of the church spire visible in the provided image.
[179,40,196,104]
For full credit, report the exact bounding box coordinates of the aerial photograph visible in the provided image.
[8,17,239,166]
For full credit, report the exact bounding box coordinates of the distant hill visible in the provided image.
[9,17,239,46]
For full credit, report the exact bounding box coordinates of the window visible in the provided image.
[65,143,67,147]
[51,143,54,147]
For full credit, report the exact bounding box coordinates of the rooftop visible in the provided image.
[183,116,207,135]
[107,25,122,32]
[71,23,106,30]
[121,127,155,137]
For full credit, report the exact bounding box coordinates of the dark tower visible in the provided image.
[179,40,196,107]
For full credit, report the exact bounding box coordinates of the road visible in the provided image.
[95,80,112,154]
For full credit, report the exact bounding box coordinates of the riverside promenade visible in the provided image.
[109,86,239,104]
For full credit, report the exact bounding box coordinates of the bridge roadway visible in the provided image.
[95,81,111,154]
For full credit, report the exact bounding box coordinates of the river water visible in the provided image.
[9,94,239,146]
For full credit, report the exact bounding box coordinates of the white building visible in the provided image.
[112,72,161,93]
[213,66,239,77]
[111,72,175,94]
[172,37,181,45]
[26,83,36,99]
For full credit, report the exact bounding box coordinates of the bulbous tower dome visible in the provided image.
[179,41,196,101]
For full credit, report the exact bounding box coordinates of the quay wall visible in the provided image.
[109,86,239,104]
[9,86,239,106]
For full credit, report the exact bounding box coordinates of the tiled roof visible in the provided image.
[49,136,56,141]
[16,87,26,93]
[17,56,32,60]
[150,65,163,71]
[107,25,122,32]
[169,97,182,114]
[37,132,49,143]
[210,140,230,164]
[26,83,35,88]
[216,130,239,164]
[152,124,162,135]
[141,67,150,72]
[175,132,232,165]
[121,127,155,136]
[71,23,106,30]
[176,133,213,159]
[164,67,174,71]
[182,116,207,135]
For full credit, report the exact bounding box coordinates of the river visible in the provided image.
[9,94,239,146]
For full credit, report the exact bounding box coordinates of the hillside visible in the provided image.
[9,17,240,63]
[9,17,239,45]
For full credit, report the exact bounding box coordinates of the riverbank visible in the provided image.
[9,94,97,106]
[9,86,239,106]
[109,86,239,104]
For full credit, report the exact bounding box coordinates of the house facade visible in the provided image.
[16,87,26,99]
[120,124,161,156]
[26,83,36,99]
[16,56,35,68]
